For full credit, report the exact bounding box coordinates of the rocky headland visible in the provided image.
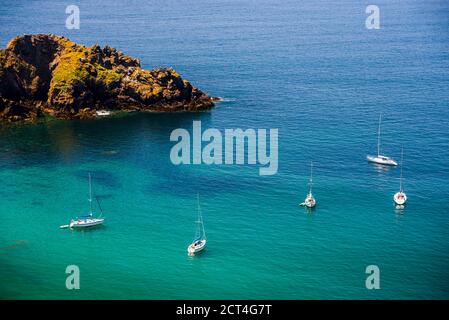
[0,34,216,122]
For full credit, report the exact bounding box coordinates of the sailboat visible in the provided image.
[394,147,407,205]
[187,195,206,255]
[60,173,105,229]
[367,114,398,166]
[300,161,316,208]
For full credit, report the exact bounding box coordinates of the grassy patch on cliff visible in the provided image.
[49,46,123,103]
[96,66,123,85]
[49,50,90,96]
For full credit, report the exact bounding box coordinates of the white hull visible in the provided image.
[305,201,316,208]
[367,155,398,166]
[70,218,104,228]
[394,192,407,205]
[187,240,206,254]
[96,110,111,116]
[300,194,316,208]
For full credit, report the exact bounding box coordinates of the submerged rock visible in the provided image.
[0,34,215,122]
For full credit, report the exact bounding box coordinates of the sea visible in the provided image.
[0,0,449,299]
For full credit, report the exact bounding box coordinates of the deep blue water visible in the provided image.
[0,0,449,299]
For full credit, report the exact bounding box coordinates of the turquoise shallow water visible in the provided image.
[1,0,449,299]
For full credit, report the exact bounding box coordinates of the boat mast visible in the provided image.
[309,161,313,195]
[197,194,206,240]
[89,173,93,215]
[399,147,404,192]
[377,113,382,156]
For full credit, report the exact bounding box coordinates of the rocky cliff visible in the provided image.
[0,34,215,122]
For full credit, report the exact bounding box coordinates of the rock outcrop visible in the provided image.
[0,34,215,122]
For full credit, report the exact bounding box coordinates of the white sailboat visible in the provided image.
[187,195,206,255]
[394,147,407,205]
[367,114,398,166]
[60,173,105,229]
[300,161,316,208]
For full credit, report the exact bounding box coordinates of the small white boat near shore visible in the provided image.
[367,114,398,166]
[96,110,111,117]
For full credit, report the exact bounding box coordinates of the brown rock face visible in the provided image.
[0,34,215,122]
